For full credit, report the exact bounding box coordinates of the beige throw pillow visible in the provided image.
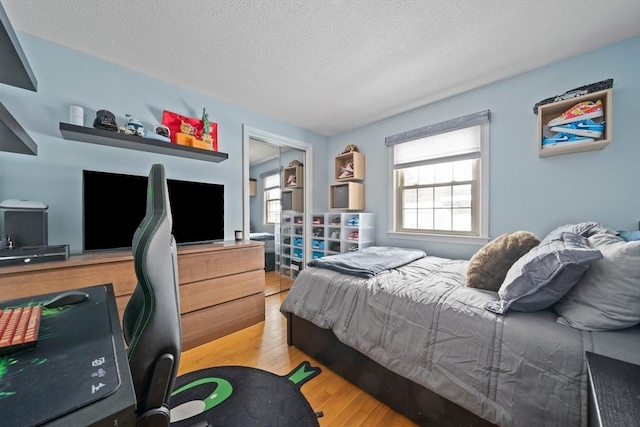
[466,231,540,291]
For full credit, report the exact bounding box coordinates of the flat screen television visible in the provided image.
[83,170,224,251]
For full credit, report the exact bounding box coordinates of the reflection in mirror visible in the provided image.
[248,137,306,296]
[248,137,280,296]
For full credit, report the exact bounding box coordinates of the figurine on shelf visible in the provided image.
[142,124,170,142]
[287,174,297,186]
[340,144,358,154]
[200,108,213,148]
[93,110,118,132]
[201,108,211,137]
[121,114,144,136]
[180,120,197,136]
[154,124,170,139]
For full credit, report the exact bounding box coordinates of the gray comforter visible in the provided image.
[280,255,640,427]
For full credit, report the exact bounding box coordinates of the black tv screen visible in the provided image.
[83,170,224,251]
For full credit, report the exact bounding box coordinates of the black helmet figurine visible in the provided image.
[93,110,118,131]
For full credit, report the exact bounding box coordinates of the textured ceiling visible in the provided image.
[3,0,639,136]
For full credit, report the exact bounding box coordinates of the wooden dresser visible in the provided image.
[0,240,266,351]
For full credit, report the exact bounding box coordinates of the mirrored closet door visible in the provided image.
[248,138,306,295]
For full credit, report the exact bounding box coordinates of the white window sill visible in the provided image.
[388,231,489,246]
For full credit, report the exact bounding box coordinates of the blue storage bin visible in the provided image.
[312,240,325,250]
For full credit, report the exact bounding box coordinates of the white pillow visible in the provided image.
[554,233,640,331]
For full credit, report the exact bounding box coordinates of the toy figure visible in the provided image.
[201,108,213,145]
[180,120,197,136]
[122,114,144,136]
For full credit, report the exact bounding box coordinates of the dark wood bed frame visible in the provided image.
[286,313,497,427]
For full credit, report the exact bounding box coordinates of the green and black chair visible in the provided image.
[123,164,182,427]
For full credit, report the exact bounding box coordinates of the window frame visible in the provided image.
[263,172,281,226]
[386,111,490,245]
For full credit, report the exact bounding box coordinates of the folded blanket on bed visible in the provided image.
[307,246,426,277]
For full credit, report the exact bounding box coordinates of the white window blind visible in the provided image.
[263,173,280,190]
[394,125,481,169]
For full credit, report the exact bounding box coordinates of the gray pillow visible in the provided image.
[465,231,540,291]
[541,222,602,243]
[554,233,640,331]
[485,232,603,315]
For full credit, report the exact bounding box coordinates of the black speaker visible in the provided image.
[332,185,349,209]
[0,200,48,248]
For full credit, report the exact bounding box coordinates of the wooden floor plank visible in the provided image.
[178,291,417,426]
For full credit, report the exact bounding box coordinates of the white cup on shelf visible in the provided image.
[69,105,84,126]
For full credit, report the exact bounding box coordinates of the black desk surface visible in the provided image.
[586,351,640,427]
[0,284,136,427]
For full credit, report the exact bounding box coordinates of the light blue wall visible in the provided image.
[3,34,638,259]
[329,36,640,260]
[0,33,328,254]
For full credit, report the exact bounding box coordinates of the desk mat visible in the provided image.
[0,285,121,426]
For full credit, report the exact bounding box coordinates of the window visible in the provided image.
[263,173,281,225]
[386,111,490,241]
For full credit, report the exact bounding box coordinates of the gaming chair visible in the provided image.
[123,164,182,427]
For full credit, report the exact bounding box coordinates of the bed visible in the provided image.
[250,232,275,271]
[280,231,640,427]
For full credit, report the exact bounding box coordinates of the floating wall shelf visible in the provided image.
[0,2,38,156]
[59,123,229,163]
[0,3,37,92]
[0,102,37,155]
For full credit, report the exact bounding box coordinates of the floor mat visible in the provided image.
[169,361,322,426]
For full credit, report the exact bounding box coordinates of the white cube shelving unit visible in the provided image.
[311,213,375,259]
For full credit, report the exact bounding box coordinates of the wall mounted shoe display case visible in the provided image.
[538,89,612,158]
[284,165,304,188]
[281,164,304,211]
[334,151,365,181]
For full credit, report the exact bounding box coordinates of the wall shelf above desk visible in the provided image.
[0,3,37,92]
[0,102,37,155]
[59,122,229,163]
[0,2,38,156]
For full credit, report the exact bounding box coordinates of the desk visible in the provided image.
[0,284,136,426]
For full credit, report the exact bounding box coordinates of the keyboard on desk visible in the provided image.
[0,306,42,356]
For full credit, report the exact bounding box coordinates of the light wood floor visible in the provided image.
[264,270,294,296]
[178,291,417,426]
